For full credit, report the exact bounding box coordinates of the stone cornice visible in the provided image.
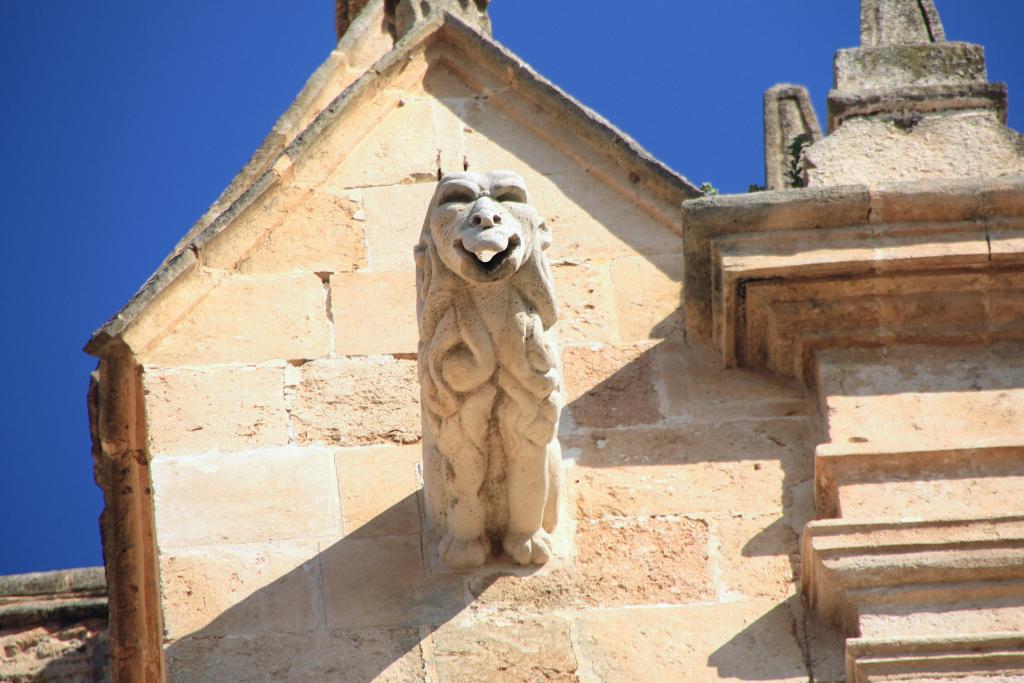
[682,175,1024,383]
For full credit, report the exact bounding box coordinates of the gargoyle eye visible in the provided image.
[441,187,477,204]
[493,188,526,203]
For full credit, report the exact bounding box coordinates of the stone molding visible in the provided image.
[827,80,1008,132]
[682,175,1024,383]
[0,567,107,629]
[845,633,1024,682]
[803,517,1024,680]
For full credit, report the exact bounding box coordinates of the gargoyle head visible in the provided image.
[426,170,550,283]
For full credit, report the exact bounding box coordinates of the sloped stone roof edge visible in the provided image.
[86,11,698,356]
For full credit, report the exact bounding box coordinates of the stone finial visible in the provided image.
[860,0,945,47]
[415,171,563,570]
[391,0,490,38]
[763,84,822,190]
[338,0,490,41]
[335,0,374,39]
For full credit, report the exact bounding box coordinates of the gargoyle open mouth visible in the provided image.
[461,233,520,274]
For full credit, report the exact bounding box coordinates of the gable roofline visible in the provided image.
[85,12,699,357]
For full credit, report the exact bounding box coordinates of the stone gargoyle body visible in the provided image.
[415,170,563,570]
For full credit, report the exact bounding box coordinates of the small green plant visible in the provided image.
[785,133,812,188]
[748,183,766,193]
[699,181,719,197]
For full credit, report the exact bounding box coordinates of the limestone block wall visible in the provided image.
[97,31,829,679]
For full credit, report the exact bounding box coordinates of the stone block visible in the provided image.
[469,514,713,611]
[834,43,986,91]
[239,190,367,275]
[335,445,422,537]
[835,463,1024,520]
[362,182,437,272]
[713,513,799,600]
[151,447,341,548]
[818,343,1024,450]
[655,341,808,420]
[329,97,441,188]
[204,187,367,275]
[806,111,1024,187]
[143,365,288,455]
[320,534,465,629]
[561,344,661,429]
[122,255,216,357]
[566,420,812,518]
[551,261,615,345]
[165,628,425,683]
[609,253,684,343]
[576,601,808,683]
[143,273,330,365]
[159,541,321,640]
[330,271,419,355]
[290,357,421,446]
[198,185,304,272]
[431,616,578,682]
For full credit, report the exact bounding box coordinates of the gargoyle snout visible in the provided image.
[470,210,502,228]
[469,197,503,228]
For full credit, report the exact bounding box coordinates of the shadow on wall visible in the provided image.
[162,494,502,681]
[161,329,823,681]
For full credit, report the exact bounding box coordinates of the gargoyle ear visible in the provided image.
[538,221,552,251]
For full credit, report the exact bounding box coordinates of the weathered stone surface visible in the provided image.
[655,341,807,420]
[361,182,437,272]
[470,514,713,611]
[416,171,564,570]
[551,260,615,345]
[159,541,321,639]
[335,445,422,537]
[713,513,799,600]
[142,273,330,365]
[291,357,421,446]
[834,43,986,90]
[818,342,1024,451]
[330,98,441,188]
[389,0,491,39]
[576,601,808,683]
[166,628,425,683]
[806,111,1024,187]
[151,447,341,548]
[320,534,465,629]
[0,619,109,683]
[330,271,419,356]
[562,344,661,429]
[763,83,822,190]
[431,616,578,682]
[144,365,288,455]
[609,253,684,343]
[567,420,813,518]
[860,0,945,47]
[0,569,109,682]
[204,187,367,275]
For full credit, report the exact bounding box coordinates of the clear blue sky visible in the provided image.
[1,2,1021,574]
